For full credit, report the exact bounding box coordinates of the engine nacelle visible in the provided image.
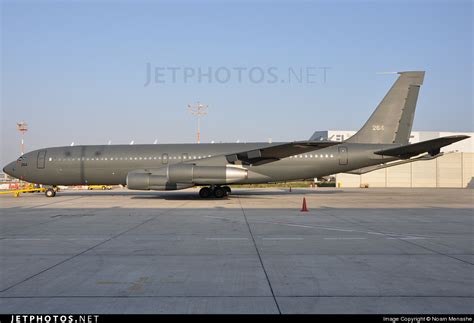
[126,165,248,190]
[126,172,194,190]
[168,164,248,184]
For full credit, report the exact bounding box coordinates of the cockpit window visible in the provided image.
[17,156,27,166]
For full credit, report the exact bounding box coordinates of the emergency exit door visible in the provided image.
[338,146,348,165]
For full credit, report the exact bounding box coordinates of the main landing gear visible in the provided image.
[199,186,231,198]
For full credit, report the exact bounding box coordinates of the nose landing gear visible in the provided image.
[45,188,56,197]
[45,186,58,197]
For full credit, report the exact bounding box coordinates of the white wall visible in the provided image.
[412,159,437,188]
[336,152,473,188]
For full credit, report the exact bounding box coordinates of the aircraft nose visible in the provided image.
[3,162,16,177]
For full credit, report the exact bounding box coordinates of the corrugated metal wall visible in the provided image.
[336,152,473,188]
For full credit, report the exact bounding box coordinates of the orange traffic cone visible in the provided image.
[301,197,309,212]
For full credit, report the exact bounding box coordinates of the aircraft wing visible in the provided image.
[225,141,339,166]
[374,135,469,159]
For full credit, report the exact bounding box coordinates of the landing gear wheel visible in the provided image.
[223,186,231,195]
[199,187,212,198]
[213,187,226,198]
[45,188,56,198]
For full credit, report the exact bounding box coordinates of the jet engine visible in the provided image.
[126,164,248,190]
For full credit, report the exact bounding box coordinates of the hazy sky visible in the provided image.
[1,0,472,166]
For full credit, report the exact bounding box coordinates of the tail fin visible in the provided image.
[346,71,425,144]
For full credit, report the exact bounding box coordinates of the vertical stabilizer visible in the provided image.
[346,71,425,144]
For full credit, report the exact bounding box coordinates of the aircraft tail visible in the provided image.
[346,71,425,144]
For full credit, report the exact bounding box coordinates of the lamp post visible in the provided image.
[16,122,28,155]
[187,103,208,144]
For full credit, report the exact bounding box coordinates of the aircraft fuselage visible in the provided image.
[3,142,395,186]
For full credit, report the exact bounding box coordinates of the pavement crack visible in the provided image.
[237,196,282,314]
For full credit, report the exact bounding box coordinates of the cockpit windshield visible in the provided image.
[17,156,27,166]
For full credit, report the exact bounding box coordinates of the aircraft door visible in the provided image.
[162,153,168,164]
[37,150,47,169]
[338,146,348,165]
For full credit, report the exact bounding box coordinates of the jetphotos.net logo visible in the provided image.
[144,63,330,86]
[9,315,99,323]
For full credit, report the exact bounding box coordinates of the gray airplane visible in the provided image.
[3,71,469,198]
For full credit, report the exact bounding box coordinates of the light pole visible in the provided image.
[16,122,28,155]
[188,102,208,144]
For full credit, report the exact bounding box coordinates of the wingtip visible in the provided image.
[444,134,470,142]
[397,71,426,74]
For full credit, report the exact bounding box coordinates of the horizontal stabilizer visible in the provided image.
[374,135,469,159]
[346,153,443,175]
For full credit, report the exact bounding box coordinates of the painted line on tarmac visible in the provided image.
[2,238,51,241]
[386,237,426,240]
[203,215,228,219]
[270,222,355,232]
[324,237,367,240]
[205,237,249,241]
[133,237,183,241]
[2,238,107,241]
[202,215,243,222]
[261,237,304,241]
[255,220,432,239]
[65,238,107,241]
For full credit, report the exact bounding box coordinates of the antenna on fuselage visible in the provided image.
[153,139,158,144]
[130,140,134,145]
[70,142,74,146]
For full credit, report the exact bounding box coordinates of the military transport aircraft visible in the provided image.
[3,71,469,198]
